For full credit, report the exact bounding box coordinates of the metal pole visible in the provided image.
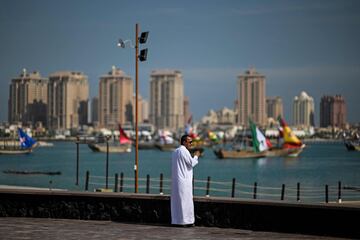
[106,137,109,189]
[206,176,211,197]
[160,173,163,195]
[253,182,257,199]
[120,172,124,192]
[297,182,300,202]
[134,23,139,193]
[281,184,285,201]
[325,184,329,203]
[338,181,342,203]
[231,178,236,198]
[85,170,89,191]
[114,173,119,192]
[76,136,79,185]
[146,174,150,194]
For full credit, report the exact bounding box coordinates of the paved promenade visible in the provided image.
[0,218,346,240]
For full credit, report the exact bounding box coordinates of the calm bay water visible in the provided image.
[0,141,359,201]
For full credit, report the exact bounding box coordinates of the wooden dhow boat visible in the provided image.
[88,125,132,153]
[0,128,38,155]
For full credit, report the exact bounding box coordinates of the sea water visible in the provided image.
[0,141,359,202]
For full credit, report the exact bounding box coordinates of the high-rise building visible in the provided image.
[47,71,89,130]
[183,96,191,125]
[266,96,283,120]
[320,95,346,128]
[141,98,149,123]
[149,70,184,130]
[99,66,133,128]
[78,101,88,126]
[132,94,147,124]
[237,68,266,127]
[91,97,99,124]
[8,69,48,126]
[293,91,315,127]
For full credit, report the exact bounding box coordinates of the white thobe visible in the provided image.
[171,145,198,225]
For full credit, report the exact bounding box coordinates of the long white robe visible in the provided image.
[171,145,198,225]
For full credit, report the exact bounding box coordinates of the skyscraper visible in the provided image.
[293,91,315,127]
[141,98,149,123]
[320,95,346,128]
[8,69,48,126]
[237,68,266,126]
[91,96,99,125]
[266,96,283,120]
[132,94,147,124]
[47,71,89,130]
[183,96,190,125]
[149,70,184,130]
[99,66,133,128]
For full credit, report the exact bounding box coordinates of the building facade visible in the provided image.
[320,95,346,128]
[237,68,266,127]
[217,107,236,124]
[141,98,149,123]
[149,70,184,130]
[91,97,99,125]
[132,94,148,124]
[293,91,315,127]
[98,67,133,128]
[266,96,283,120]
[183,96,191,125]
[8,69,48,126]
[201,109,218,125]
[47,71,89,130]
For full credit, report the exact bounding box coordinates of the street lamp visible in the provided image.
[118,23,149,193]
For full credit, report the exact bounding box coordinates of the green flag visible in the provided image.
[249,119,260,152]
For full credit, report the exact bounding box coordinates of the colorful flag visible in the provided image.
[18,128,36,149]
[249,120,269,153]
[118,125,132,144]
[277,116,302,147]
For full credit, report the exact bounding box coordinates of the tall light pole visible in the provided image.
[118,23,148,193]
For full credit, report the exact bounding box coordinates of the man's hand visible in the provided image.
[194,150,201,157]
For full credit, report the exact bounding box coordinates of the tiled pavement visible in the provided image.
[0,218,347,240]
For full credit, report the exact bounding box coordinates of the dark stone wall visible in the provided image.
[0,189,359,238]
[0,190,171,223]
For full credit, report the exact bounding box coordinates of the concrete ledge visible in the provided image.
[0,188,358,238]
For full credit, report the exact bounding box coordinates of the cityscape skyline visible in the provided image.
[1,0,360,124]
[7,66,347,130]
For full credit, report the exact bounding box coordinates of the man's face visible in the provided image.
[184,137,193,150]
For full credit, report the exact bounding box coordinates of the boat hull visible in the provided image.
[265,145,305,158]
[137,141,156,150]
[154,143,178,151]
[0,147,32,155]
[214,149,266,159]
[88,143,131,153]
[214,144,305,159]
[344,140,360,151]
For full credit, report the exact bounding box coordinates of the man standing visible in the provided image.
[171,134,200,226]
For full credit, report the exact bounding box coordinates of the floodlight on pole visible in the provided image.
[139,49,148,62]
[139,31,149,44]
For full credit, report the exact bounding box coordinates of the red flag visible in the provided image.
[118,124,131,144]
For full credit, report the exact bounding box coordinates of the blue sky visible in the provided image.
[1,0,360,124]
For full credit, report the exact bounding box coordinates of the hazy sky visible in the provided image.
[1,0,360,124]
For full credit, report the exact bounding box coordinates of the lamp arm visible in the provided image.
[122,39,135,48]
